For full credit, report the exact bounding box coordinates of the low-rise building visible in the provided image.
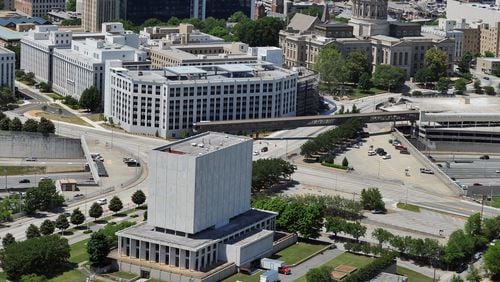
[104,62,297,138]
[480,22,500,57]
[0,46,15,92]
[14,0,65,18]
[476,57,500,74]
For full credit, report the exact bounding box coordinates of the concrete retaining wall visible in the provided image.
[0,131,83,159]
[272,233,298,254]
[80,135,101,185]
[392,129,464,195]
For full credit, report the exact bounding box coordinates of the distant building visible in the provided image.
[105,62,297,138]
[82,0,119,32]
[480,22,500,57]
[476,57,500,74]
[0,16,49,30]
[20,25,72,83]
[112,132,279,281]
[52,23,147,99]
[421,19,466,60]
[447,0,500,26]
[0,46,15,92]
[14,0,65,18]
[0,27,23,47]
[456,25,481,55]
[279,11,455,76]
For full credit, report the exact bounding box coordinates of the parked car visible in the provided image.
[382,154,391,160]
[473,252,482,260]
[400,150,410,155]
[19,179,30,184]
[74,193,84,198]
[253,151,260,156]
[420,168,434,174]
[96,198,107,205]
[379,151,387,156]
[480,155,490,160]
[473,183,483,186]
[437,163,443,167]
[261,146,268,152]
[368,151,377,156]
[25,157,37,162]
[371,209,386,214]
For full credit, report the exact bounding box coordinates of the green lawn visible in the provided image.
[49,269,86,282]
[397,266,433,282]
[349,87,386,98]
[397,202,421,212]
[222,270,263,282]
[69,238,89,264]
[0,272,6,281]
[491,197,500,208]
[295,253,374,282]
[47,93,64,100]
[106,271,137,279]
[271,241,329,265]
[0,165,46,176]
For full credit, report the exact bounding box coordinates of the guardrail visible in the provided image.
[80,135,101,185]
[391,129,464,196]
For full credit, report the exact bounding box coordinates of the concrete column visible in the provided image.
[169,247,176,267]
[118,236,123,256]
[130,239,137,258]
[151,243,157,262]
[159,245,166,264]
[189,251,196,270]
[179,249,186,269]
[140,241,147,260]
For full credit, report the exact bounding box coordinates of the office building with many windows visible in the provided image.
[0,46,15,92]
[104,62,297,138]
[15,0,65,17]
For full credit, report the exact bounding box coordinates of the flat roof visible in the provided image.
[164,66,207,75]
[155,132,251,157]
[0,27,23,41]
[117,209,277,251]
[217,64,254,73]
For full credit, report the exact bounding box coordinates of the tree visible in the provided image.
[232,16,284,47]
[325,217,346,237]
[79,86,101,112]
[466,264,481,282]
[296,203,324,239]
[347,222,367,241]
[473,80,481,93]
[87,231,111,267]
[464,213,482,236]
[252,159,296,192]
[166,16,180,26]
[20,274,48,282]
[229,11,248,23]
[25,224,41,239]
[358,72,372,90]
[70,208,85,227]
[37,82,51,93]
[414,67,433,86]
[454,78,467,94]
[23,180,64,214]
[23,118,39,132]
[484,51,495,57]
[108,196,123,214]
[424,47,448,82]
[2,232,15,247]
[484,86,496,96]
[451,275,464,282]
[372,228,393,246]
[482,216,500,241]
[0,117,10,130]
[9,117,22,131]
[0,235,70,281]
[360,188,386,211]
[306,265,333,282]
[458,52,473,74]
[55,214,69,234]
[131,190,146,207]
[342,157,349,167]
[89,202,103,220]
[39,219,55,236]
[437,77,451,94]
[37,117,55,136]
[0,197,13,222]
[484,241,500,276]
[346,50,371,83]
[301,6,323,17]
[65,0,76,11]
[314,45,348,96]
[372,65,406,91]
[0,86,16,107]
[444,229,475,268]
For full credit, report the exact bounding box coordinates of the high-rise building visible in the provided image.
[480,22,500,57]
[120,0,191,25]
[0,46,15,92]
[82,0,120,32]
[14,0,65,18]
[204,0,254,20]
[349,0,389,37]
[112,132,279,281]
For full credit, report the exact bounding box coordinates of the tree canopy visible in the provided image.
[23,180,64,215]
[79,86,101,112]
[0,235,70,281]
[108,196,123,214]
[360,188,386,211]
[423,47,448,82]
[131,190,146,207]
[314,45,348,96]
[252,159,296,192]
[372,65,406,91]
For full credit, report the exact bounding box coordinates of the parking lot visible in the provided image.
[335,133,454,196]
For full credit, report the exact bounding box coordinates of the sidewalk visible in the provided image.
[282,248,344,281]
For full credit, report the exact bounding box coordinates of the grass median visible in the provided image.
[397,266,433,282]
[397,202,421,212]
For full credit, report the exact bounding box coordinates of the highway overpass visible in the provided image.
[193,110,420,133]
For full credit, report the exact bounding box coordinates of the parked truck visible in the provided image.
[260,258,291,275]
[260,269,279,282]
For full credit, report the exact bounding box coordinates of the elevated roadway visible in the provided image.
[193,110,419,133]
